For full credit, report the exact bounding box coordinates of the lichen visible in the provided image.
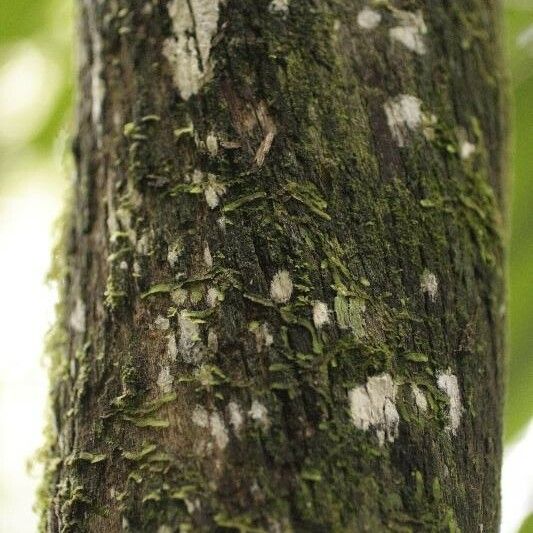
[162,0,220,100]
[270,270,293,304]
[348,373,400,446]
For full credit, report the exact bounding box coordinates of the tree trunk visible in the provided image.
[41,1,507,531]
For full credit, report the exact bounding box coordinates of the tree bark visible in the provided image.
[41,0,507,531]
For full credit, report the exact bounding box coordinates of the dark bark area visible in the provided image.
[41,0,507,531]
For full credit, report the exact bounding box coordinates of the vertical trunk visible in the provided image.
[41,0,507,531]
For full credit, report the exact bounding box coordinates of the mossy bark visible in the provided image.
[42,1,507,531]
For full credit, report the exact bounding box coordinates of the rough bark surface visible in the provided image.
[41,1,507,531]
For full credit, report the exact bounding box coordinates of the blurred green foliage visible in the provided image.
[519,513,533,533]
[0,0,531,436]
[504,2,533,441]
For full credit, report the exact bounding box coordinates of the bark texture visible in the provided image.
[41,0,507,531]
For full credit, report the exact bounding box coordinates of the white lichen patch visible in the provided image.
[437,369,462,435]
[167,237,184,267]
[203,242,213,269]
[192,404,209,427]
[154,315,170,331]
[270,270,293,304]
[348,373,400,446]
[206,133,218,156]
[206,287,223,308]
[157,366,174,393]
[70,297,86,333]
[217,216,227,232]
[357,7,381,30]
[191,168,204,184]
[420,270,438,302]
[167,334,178,360]
[312,301,331,329]
[85,2,105,145]
[227,401,244,435]
[207,328,218,353]
[411,384,428,413]
[269,0,289,14]
[136,233,151,256]
[192,405,229,450]
[171,288,188,306]
[204,176,227,209]
[178,311,202,363]
[384,94,423,147]
[249,321,274,352]
[162,0,220,100]
[460,140,476,160]
[209,411,229,450]
[389,10,427,55]
[249,400,270,430]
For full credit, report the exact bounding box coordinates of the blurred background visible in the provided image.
[0,1,531,531]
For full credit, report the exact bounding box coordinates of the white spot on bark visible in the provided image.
[207,328,218,352]
[384,94,423,147]
[70,298,86,333]
[204,176,226,209]
[154,315,170,331]
[167,334,178,360]
[460,141,476,160]
[348,373,399,446]
[312,301,330,329]
[203,242,213,268]
[420,270,438,301]
[142,3,153,16]
[171,288,188,306]
[84,0,105,145]
[227,401,244,435]
[178,311,202,363]
[136,233,151,256]
[217,216,227,232]
[206,133,218,156]
[411,384,428,413]
[206,287,223,308]
[270,270,293,304]
[157,366,174,393]
[389,10,427,55]
[357,8,381,30]
[209,411,229,450]
[269,0,289,14]
[191,169,204,184]
[167,238,183,267]
[184,497,201,515]
[437,369,462,435]
[167,249,179,267]
[162,0,220,100]
[249,400,270,429]
[250,322,274,352]
[192,404,209,427]
[119,260,128,271]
